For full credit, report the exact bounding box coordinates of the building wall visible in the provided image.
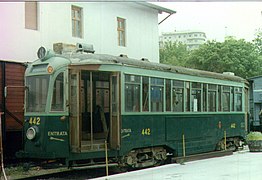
[0,2,159,62]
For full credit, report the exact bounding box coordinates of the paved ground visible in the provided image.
[92,149,262,180]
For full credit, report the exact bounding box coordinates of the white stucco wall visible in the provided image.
[0,2,160,62]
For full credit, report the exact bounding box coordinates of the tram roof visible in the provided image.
[64,53,245,83]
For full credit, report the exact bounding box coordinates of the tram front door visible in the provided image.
[69,69,120,152]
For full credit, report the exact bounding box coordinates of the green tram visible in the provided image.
[17,45,248,168]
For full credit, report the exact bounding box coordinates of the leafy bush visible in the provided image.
[246,132,262,141]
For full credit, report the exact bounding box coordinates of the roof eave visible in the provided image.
[135,2,176,14]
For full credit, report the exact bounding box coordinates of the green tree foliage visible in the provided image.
[253,29,262,56]
[186,38,262,78]
[159,41,189,66]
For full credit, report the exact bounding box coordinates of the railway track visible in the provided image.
[5,150,233,180]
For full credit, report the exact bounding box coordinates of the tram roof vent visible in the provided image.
[223,72,235,76]
[141,58,149,62]
[119,54,128,58]
[76,43,95,54]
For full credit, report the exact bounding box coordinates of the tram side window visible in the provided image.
[208,84,217,112]
[51,73,64,111]
[185,82,190,111]
[218,86,222,111]
[173,80,184,112]
[151,78,164,112]
[231,87,234,111]
[166,79,171,111]
[235,87,242,111]
[191,82,201,112]
[142,77,149,112]
[125,75,140,112]
[222,86,230,111]
[203,84,207,112]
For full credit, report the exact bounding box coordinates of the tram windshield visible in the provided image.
[26,75,50,112]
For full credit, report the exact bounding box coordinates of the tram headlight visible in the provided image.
[26,127,37,140]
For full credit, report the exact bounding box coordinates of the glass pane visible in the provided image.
[192,89,201,112]
[173,80,184,88]
[186,82,190,111]
[26,75,50,112]
[222,92,230,111]
[151,86,163,112]
[218,86,222,111]
[208,91,216,112]
[192,82,201,89]
[208,84,217,90]
[166,79,171,111]
[235,93,242,111]
[173,88,183,112]
[125,84,140,112]
[142,77,149,112]
[125,74,140,83]
[51,73,64,111]
[151,78,164,85]
[231,87,234,111]
[203,84,207,111]
[223,86,230,92]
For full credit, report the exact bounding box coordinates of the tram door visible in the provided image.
[69,69,120,152]
[69,70,81,152]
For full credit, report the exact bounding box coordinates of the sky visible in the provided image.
[154,2,262,42]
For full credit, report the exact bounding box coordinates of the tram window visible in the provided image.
[235,87,242,111]
[208,91,216,111]
[51,73,64,111]
[231,87,234,111]
[173,80,184,112]
[151,78,164,112]
[142,77,149,112]
[151,78,164,85]
[26,75,50,112]
[192,82,201,89]
[222,86,230,111]
[125,74,140,83]
[125,75,140,112]
[192,82,201,112]
[185,82,190,111]
[173,80,184,88]
[125,84,140,112]
[192,89,201,112]
[218,86,222,111]
[173,88,183,112]
[166,79,171,111]
[208,84,217,112]
[203,84,207,111]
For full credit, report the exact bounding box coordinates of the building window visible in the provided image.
[117,17,126,46]
[72,6,83,38]
[25,2,38,30]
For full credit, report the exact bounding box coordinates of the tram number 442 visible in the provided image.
[141,128,151,136]
[29,117,41,125]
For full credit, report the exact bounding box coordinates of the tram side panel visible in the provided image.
[120,113,246,157]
